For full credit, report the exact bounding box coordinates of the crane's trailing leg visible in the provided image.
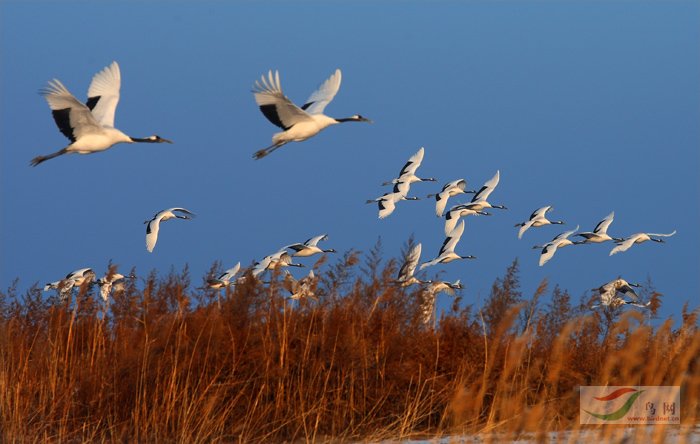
[30,148,69,167]
[253,142,286,160]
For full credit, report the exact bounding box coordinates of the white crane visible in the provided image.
[533,225,579,266]
[285,234,336,257]
[205,262,242,289]
[443,203,491,236]
[381,147,436,186]
[97,271,134,303]
[574,212,621,244]
[252,69,370,159]
[44,268,96,302]
[395,243,429,287]
[591,278,649,309]
[145,208,195,253]
[427,179,475,217]
[31,61,172,166]
[467,170,507,212]
[282,269,318,301]
[420,221,476,270]
[515,206,564,239]
[609,231,676,256]
[366,185,419,219]
[420,279,462,326]
[252,249,304,277]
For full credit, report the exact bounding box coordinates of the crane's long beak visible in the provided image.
[160,137,174,144]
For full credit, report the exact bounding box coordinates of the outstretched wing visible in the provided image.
[552,225,579,242]
[86,61,121,127]
[609,234,639,256]
[304,234,328,247]
[301,69,342,115]
[397,147,425,178]
[518,220,535,240]
[253,70,312,130]
[440,220,465,255]
[530,206,552,221]
[42,79,102,142]
[471,170,500,203]
[593,211,615,235]
[398,243,422,281]
[219,262,241,281]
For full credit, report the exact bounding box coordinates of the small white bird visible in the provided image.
[366,187,419,219]
[145,208,195,253]
[97,271,134,303]
[574,212,621,244]
[591,279,649,309]
[285,234,336,257]
[609,231,677,256]
[533,225,579,266]
[252,250,304,277]
[443,203,491,236]
[395,243,429,287]
[420,279,462,325]
[252,69,370,159]
[515,206,564,239]
[420,221,476,270]
[282,269,317,301]
[467,170,507,212]
[382,147,436,186]
[206,262,242,289]
[427,179,475,217]
[31,61,172,166]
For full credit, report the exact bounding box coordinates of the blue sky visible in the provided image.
[1,2,698,322]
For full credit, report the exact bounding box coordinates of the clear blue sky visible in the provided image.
[1,2,698,322]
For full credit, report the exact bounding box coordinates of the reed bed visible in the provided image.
[1,250,698,443]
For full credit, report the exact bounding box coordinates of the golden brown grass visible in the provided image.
[1,252,698,443]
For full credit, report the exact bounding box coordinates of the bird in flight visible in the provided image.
[533,225,579,266]
[590,278,649,309]
[252,69,370,159]
[31,61,172,166]
[514,205,564,239]
[145,208,195,253]
[609,230,676,256]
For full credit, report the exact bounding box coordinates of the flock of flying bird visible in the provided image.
[32,62,676,319]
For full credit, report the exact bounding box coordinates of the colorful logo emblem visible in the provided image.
[583,387,644,421]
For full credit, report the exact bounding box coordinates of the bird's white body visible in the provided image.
[32,62,171,166]
[285,234,335,257]
[206,262,241,289]
[252,250,303,277]
[609,231,676,256]
[576,212,618,244]
[44,268,96,302]
[516,206,563,239]
[591,278,648,309]
[283,270,317,301]
[431,179,470,217]
[420,221,475,270]
[420,279,462,326]
[367,190,417,219]
[536,226,579,266]
[97,272,133,302]
[443,203,488,236]
[253,69,369,159]
[145,207,195,252]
